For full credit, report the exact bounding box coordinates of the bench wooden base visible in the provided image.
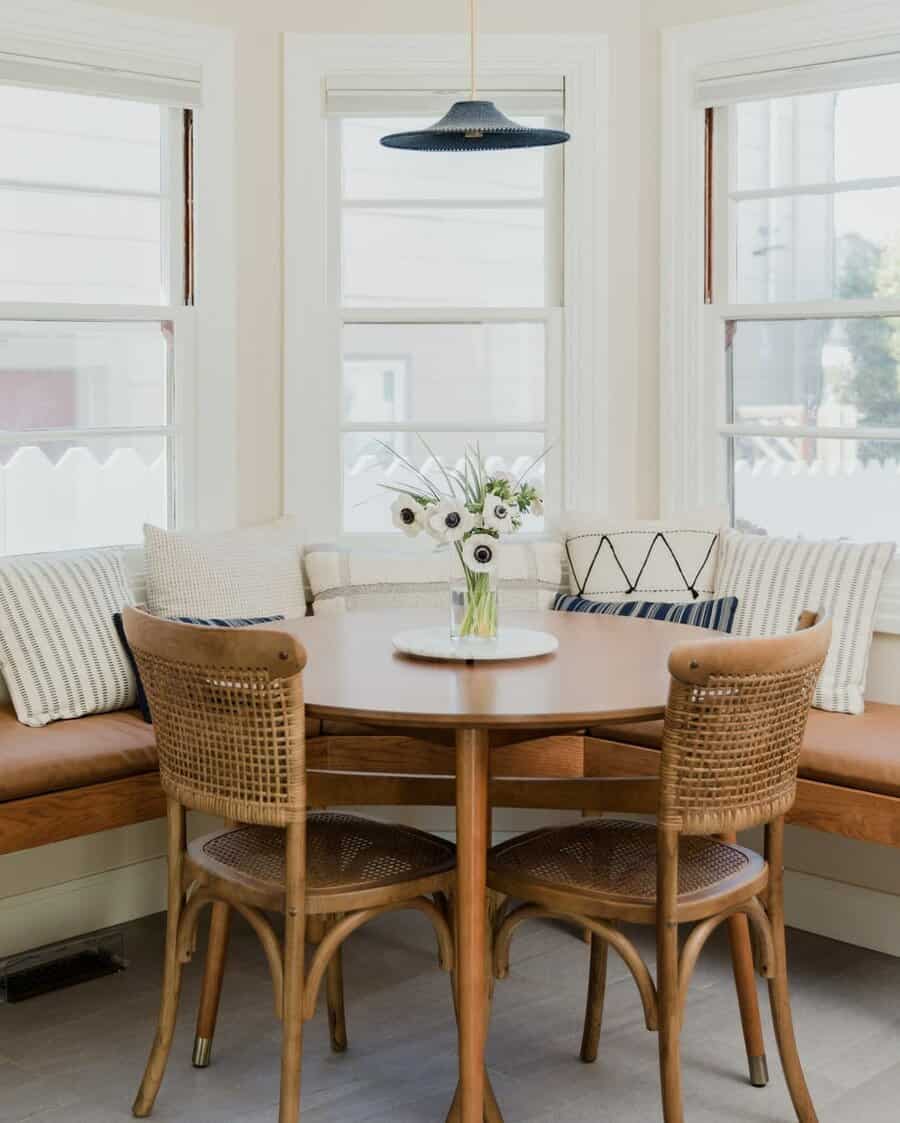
[584,736,900,848]
[0,771,166,856]
[5,734,900,857]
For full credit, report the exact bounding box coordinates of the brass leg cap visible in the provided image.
[192,1037,212,1068]
[749,1055,769,1088]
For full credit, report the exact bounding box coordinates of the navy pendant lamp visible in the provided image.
[380,0,570,152]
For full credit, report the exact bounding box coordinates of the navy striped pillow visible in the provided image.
[552,593,738,633]
[173,615,285,628]
[114,613,286,723]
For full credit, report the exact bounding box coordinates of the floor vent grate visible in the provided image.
[0,928,127,1003]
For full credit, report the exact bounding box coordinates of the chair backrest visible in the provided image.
[658,617,832,836]
[122,607,308,826]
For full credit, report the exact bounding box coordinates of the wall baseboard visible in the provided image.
[784,870,900,958]
[2,854,898,962]
[0,857,166,959]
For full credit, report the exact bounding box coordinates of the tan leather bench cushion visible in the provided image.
[590,702,900,799]
[0,707,324,803]
[0,705,158,802]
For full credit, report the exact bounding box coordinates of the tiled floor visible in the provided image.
[2,909,899,1121]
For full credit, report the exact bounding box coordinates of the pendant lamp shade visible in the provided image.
[379,0,571,152]
[380,99,570,151]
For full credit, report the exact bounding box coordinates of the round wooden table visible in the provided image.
[274,609,702,1123]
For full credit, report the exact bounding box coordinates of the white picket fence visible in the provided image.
[0,446,167,555]
[0,446,895,554]
[734,457,900,542]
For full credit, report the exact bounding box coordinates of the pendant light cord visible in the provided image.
[469,0,478,99]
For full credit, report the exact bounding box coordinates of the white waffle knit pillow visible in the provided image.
[144,517,306,620]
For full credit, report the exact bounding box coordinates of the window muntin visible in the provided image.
[335,103,563,534]
[713,81,900,544]
[0,83,190,555]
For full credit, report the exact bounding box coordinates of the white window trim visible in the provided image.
[0,0,238,534]
[283,32,609,543]
[661,0,900,634]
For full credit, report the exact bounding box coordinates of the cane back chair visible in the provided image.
[123,608,455,1123]
[488,616,832,1123]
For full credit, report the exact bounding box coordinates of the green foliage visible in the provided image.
[838,234,900,462]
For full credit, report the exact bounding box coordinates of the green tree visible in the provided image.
[839,233,900,462]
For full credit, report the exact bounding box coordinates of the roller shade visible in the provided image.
[326,75,563,118]
[0,35,202,107]
[696,43,900,106]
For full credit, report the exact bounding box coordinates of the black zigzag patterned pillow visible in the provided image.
[563,517,723,603]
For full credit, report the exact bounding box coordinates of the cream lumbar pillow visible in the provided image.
[563,511,724,604]
[715,530,894,714]
[144,517,306,620]
[0,548,137,727]
[305,540,564,615]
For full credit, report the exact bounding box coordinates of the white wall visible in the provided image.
[4,0,900,958]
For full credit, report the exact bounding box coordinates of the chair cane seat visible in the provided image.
[188,812,456,913]
[488,819,767,923]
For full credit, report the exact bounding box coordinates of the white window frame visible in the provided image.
[661,0,900,633]
[283,32,609,544]
[0,0,238,537]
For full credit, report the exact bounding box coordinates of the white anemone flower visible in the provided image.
[530,492,544,516]
[391,493,423,537]
[482,493,516,534]
[427,499,475,543]
[463,532,499,573]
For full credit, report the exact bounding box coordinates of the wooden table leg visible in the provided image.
[455,727,491,1123]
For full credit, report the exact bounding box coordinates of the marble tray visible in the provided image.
[392,625,559,663]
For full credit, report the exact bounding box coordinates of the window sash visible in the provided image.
[331,101,564,533]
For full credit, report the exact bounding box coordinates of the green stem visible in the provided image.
[456,561,497,638]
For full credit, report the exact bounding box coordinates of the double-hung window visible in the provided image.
[0,55,199,555]
[704,62,900,543]
[328,87,564,536]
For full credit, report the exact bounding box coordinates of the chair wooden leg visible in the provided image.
[134,802,186,1118]
[278,823,306,1123]
[766,821,818,1123]
[580,931,609,1063]
[657,828,684,1123]
[325,918,348,1054]
[192,901,231,1068]
[720,830,768,1087]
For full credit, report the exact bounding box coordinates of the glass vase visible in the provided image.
[449,565,499,639]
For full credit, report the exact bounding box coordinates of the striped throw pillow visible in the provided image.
[552,593,738,633]
[0,549,136,727]
[715,531,894,714]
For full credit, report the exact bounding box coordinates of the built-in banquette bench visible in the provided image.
[4,638,900,854]
[1,538,898,858]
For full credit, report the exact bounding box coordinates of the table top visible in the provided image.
[269,610,703,730]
